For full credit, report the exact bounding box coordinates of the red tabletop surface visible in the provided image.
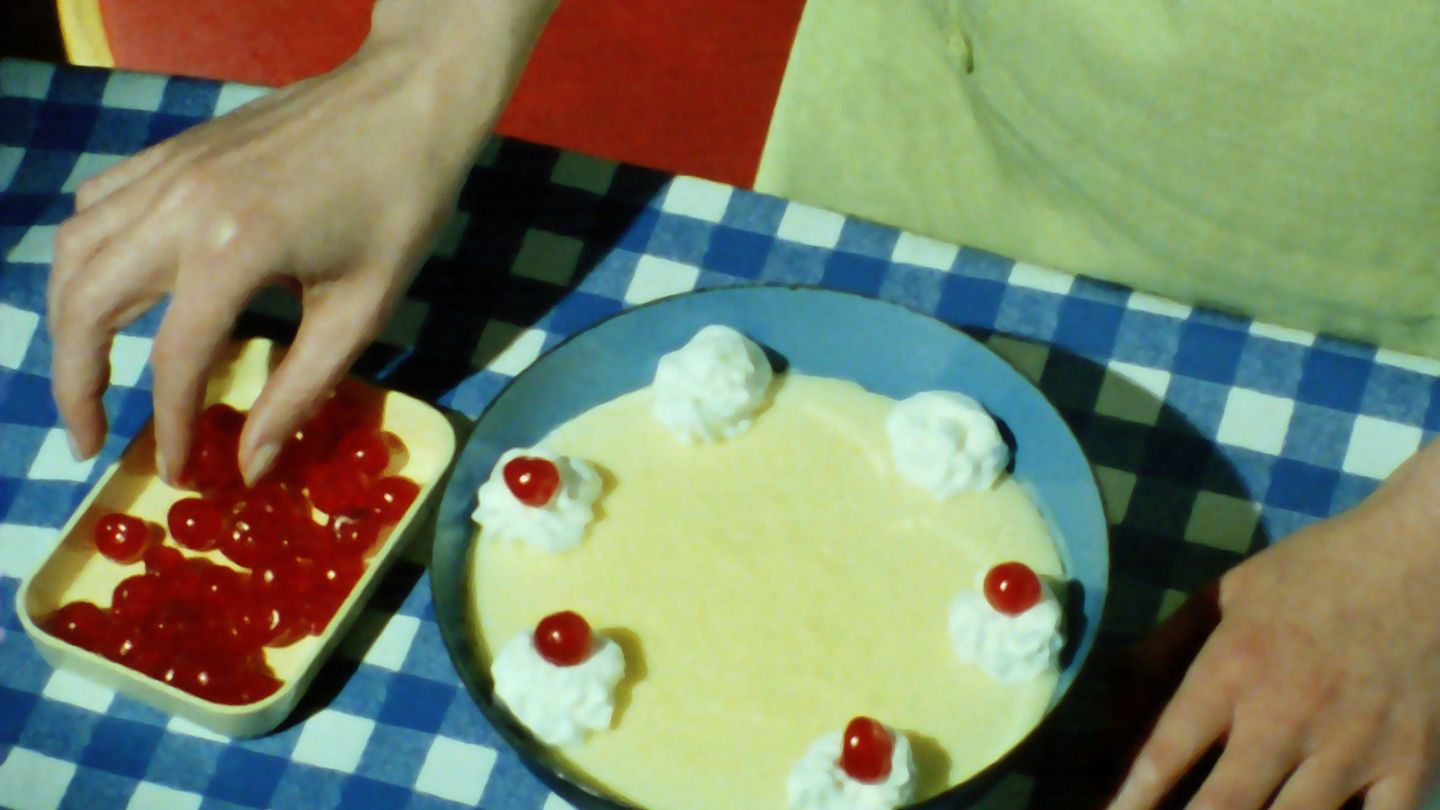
[96,0,806,187]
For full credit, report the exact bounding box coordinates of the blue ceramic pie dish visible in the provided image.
[430,285,1109,808]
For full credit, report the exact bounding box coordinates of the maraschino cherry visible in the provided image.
[504,457,561,507]
[533,610,592,666]
[93,513,152,564]
[840,716,895,784]
[983,561,1043,616]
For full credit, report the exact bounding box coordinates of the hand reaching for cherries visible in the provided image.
[1109,440,1440,810]
[47,0,555,486]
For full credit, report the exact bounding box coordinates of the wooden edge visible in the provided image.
[56,0,115,68]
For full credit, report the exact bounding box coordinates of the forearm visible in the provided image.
[360,0,558,171]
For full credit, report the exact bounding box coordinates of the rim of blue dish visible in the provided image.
[430,284,1110,810]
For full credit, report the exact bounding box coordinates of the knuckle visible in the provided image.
[52,219,92,269]
[73,176,107,208]
[162,160,224,211]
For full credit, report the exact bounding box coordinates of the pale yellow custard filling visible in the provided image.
[472,374,1063,809]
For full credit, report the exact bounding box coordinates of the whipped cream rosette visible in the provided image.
[786,717,917,810]
[949,562,1065,684]
[473,447,602,553]
[491,611,626,747]
[886,391,1009,497]
[652,325,774,443]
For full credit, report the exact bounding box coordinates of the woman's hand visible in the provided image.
[1110,442,1440,810]
[48,0,554,484]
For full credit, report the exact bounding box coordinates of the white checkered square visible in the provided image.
[109,334,152,388]
[889,232,958,270]
[1094,465,1137,525]
[624,255,700,305]
[1127,291,1193,319]
[1343,415,1424,480]
[291,710,375,772]
[475,137,503,167]
[0,149,21,189]
[0,747,75,810]
[1095,361,1171,424]
[100,72,168,111]
[414,737,498,805]
[660,177,733,222]
[986,335,1050,384]
[41,668,115,714]
[212,83,270,116]
[543,796,578,810]
[550,152,617,194]
[7,62,54,100]
[431,211,470,260]
[776,203,845,249]
[1158,588,1191,622]
[27,428,95,481]
[1008,262,1074,295]
[125,782,203,810]
[165,715,230,742]
[1374,348,1440,377]
[1248,320,1316,346]
[0,524,60,580]
[6,225,55,263]
[0,303,40,368]
[1185,491,1261,553]
[377,297,429,347]
[512,229,584,286]
[339,610,421,671]
[476,322,547,376]
[1216,388,1294,455]
[62,152,126,193]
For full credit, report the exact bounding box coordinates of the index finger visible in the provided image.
[1108,643,1235,810]
[149,248,263,484]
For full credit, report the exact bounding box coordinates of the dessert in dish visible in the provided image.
[39,384,420,705]
[470,326,1067,809]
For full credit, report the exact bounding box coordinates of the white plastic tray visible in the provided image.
[16,338,455,737]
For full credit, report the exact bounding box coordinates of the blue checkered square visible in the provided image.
[701,225,771,280]
[1280,404,1355,469]
[994,287,1062,343]
[59,767,137,809]
[377,675,455,734]
[1233,336,1306,398]
[1172,322,1247,385]
[1265,458,1340,516]
[1296,349,1372,412]
[1360,364,1434,425]
[206,748,287,807]
[339,774,412,810]
[1052,297,1125,359]
[820,251,887,297]
[79,717,164,779]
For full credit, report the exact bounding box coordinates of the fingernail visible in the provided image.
[156,447,174,485]
[242,441,278,488]
[65,431,84,461]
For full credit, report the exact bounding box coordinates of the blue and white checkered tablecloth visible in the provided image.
[2,58,1438,810]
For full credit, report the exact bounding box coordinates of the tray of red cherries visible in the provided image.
[16,339,454,737]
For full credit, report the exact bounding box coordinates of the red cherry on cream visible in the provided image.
[983,562,1043,616]
[504,457,561,507]
[840,716,895,784]
[533,610,592,667]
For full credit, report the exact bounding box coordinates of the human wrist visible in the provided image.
[362,0,557,168]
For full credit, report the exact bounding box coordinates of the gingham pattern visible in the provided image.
[2,59,1438,810]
